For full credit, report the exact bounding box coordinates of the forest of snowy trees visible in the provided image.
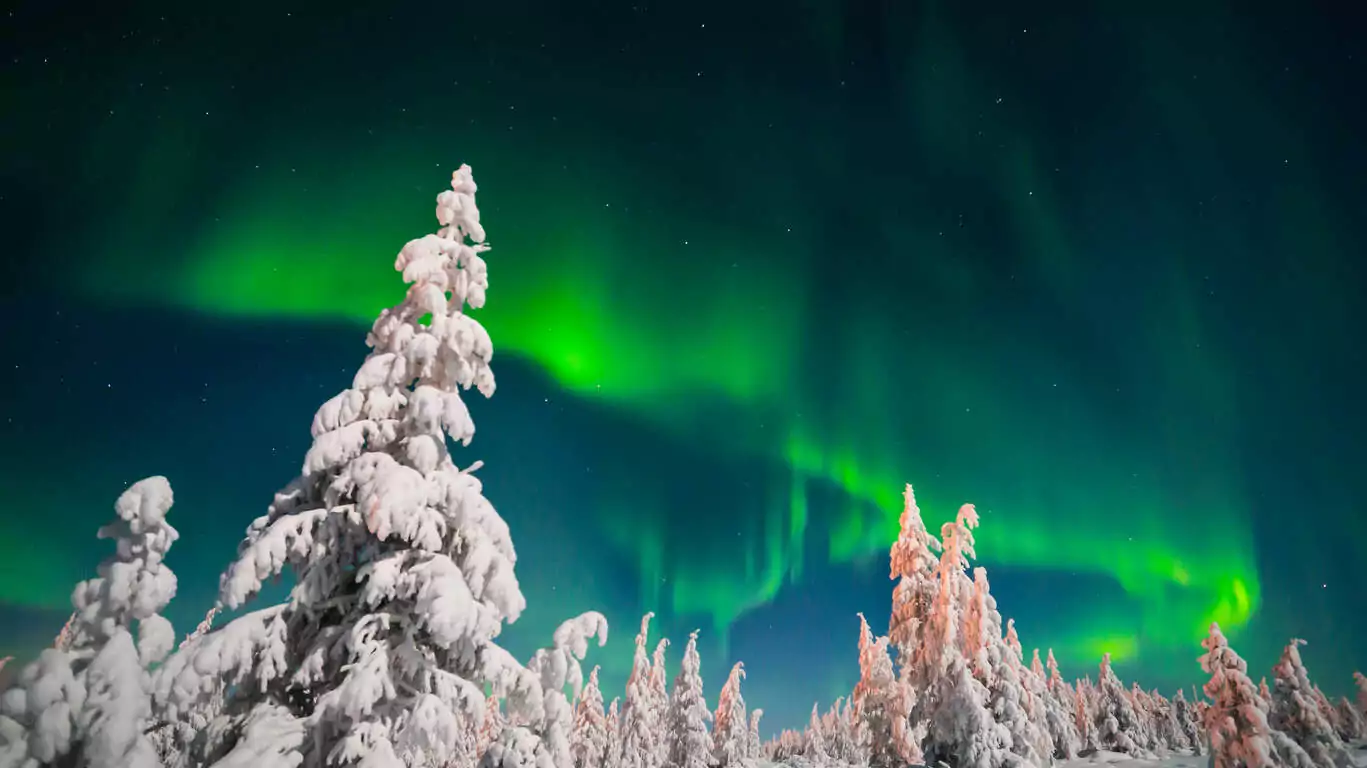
[0,166,1363,768]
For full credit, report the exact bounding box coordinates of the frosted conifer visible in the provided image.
[666,631,710,768]
[888,484,942,682]
[1268,639,1353,768]
[1093,653,1143,754]
[1200,622,1305,768]
[987,621,1052,766]
[745,709,763,761]
[1032,649,1078,759]
[648,639,671,768]
[526,613,610,768]
[1356,672,1367,721]
[621,614,662,768]
[571,667,609,768]
[605,698,623,768]
[0,476,179,768]
[852,614,920,768]
[1173,688,1203,755]
[150,166,566,768]
[1333,697,1363,742]
[712,662,748,767]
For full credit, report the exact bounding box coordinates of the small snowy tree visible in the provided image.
[1268,639,1353,768]
[571,667,609,768]
[666,631,710,768]
[527,613,611,768]
[1093,653,1143,755]
[986,621,1051,766]
[745,709,763,761]
[711,662,748,766]
[649,639,671,768]
[853,614,919,768]
[1356,672,1367,722]
[0,476,179,768]
[1032,649,1077,759]
[605,698,623,768]
[621,614,662,768]
[1173,688,1203,755]
[804,703,829,762]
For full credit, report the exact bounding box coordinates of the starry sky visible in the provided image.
[2,0,1365,734]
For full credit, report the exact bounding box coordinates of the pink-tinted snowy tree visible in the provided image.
[1033,649,1078,759]
[571,667,609,768]
[1267,639,1354,768]
[1093,653,1144,755]
[0,477,179,768]
[888,485,941,683]
[648,639,671,768]
[1200,623,1314,768]
[1172,688,1204,756]
[745,709,763,761]
[621,614,662,768]
[712,662,748,766]
[853,614,919,768]
[665,631,710,768]
[604,698,623,768]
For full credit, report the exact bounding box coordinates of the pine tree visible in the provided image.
[1268,639,1353,768]
[1032,649,1078,759]
[622,614,662,768]
[529,613,611,768]
[920,505,1018,768]
[0,476,179,768]
[1333,697,1363,742]
[649,638,671,768]
[853,613,920,768]
[712,662,748,766]
[805,702,829,762]
[1200,622,1311,768]
[1173,687,1203,755]
[888,484,942,686]
[666,631,710,768]
[605,698,623,768]
[1075,682,1099,755]
[572,667,609,768]
[745,709,763,761]
[1356,672,1367,722]
[150,166,576,768]
[987,621,1052,766]
[1094,653,1143,754]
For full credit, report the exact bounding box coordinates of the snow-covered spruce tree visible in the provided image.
[0,476,179,768]
[151,166,567,768]
[1172,688,1202,756]
[853,614,918,768]
[985,620,1052,766]
[1128,683,1158,754]
[1150,689,1188,754]
[888,485,942,682]
[920,505,1017,768]
[1333,696,1363,742]
[962,569,1003,687]
[1200,622,1312,768]
[523,613,610,768]
[1260,679,1274,709]
[604,699,622,768]
[1092,653,1143,755]
[1356,672,1367,722]
[1074,683,1099,755]
[1032,649,1077,760]
[1309,687,1343,743]
[571,667,608,768]
[1268,639,1353,768]
[648,640,671,768]
[711,663,747,767]
[744,709,763,762]
[666,631,710,768]
[621,614,662,768]
[804,703,828,762]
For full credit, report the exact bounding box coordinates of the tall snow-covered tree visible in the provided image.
[150,166,565,768]
[0,476,179,768]
[804,703,829,762]
[920,505,1018,768]
[571,667,609,768]
[711,662,747,766]
[1267,639,1353,768]
[666,631,710,768]
[648,639,671,768]
[1356,672,1367,721]
[1200,623,1313,768]
[888,484,942,681]
[621,615,662,768]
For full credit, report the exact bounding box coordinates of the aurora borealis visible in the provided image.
[3,0,1364,733]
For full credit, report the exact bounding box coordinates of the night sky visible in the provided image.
[3,0,1365,735]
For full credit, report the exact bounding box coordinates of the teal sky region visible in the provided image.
[2,0,1365,733]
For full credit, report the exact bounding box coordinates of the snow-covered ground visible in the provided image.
[1057,742,1367,768]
